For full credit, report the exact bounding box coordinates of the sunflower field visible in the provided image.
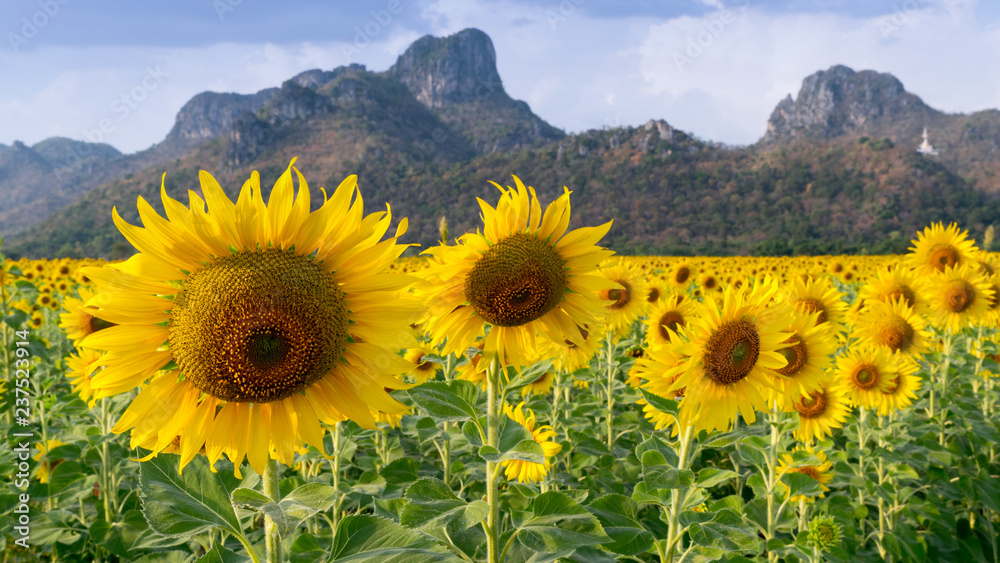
[1,161,998,563]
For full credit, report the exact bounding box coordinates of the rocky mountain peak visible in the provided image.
[763,64,940,144]
[385,28,505,108]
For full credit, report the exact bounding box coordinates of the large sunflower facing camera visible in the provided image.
[78,160,420,476]
[415,176,616,368]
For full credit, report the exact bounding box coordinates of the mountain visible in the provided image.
[384,28,564,153]
[763,64,1000,190]
[2,38,999,259]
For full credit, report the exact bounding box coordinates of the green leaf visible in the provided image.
[89,509,153,560]
[416,417,445,443]
[350,471,387,497]
[231,487,291,535]
[381,457,421,486]
[330,514,462,562]
[635,436,678,467]
[738,436,768,471]
[639,388,679,417]
[408,380,480,422]
[696,468,738,489]
[782,472,824,499]
[195,544,253,563]
[478,439,545,464]
[585,494,654,556]
[140,452,244,538]
[132,553,192,563]
[290,532,332,562]
[516,491,611,557]
[400,478,488,537]
[462,418,486,447]
[504,360,553,395]
[282,483,339,519]
[687,508,762,553]
[641,451,695,490]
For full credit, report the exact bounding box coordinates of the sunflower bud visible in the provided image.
[439,216,449,246]
[807,514,843,552]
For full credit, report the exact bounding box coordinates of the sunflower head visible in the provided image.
[79,160,421,476]
[908,222,979,275]
[416,177,615,368]
[501,402,562,484]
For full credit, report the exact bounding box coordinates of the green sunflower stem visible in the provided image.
[604,336,616,451]
[938,329,953,446]
[663,424,694,563]
[765,409,781,563]
[1,274,12,427]
[485,358,502,563]
[856,406,868,544]
[797,497,808,537]
[264,457,283,563]
[331,422,342,532]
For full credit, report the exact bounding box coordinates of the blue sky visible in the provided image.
[2,0,999,153]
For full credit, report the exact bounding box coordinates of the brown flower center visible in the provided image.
[883,285,916,308]
[646,287,660,303]
[796,298,828,324]
[601,280,633,310]
[943,281,975,313]
[929,244,959,271]
[776,336,808,376]
[851,364,879,390]
[466,233,567,327]
[674,266,691,285]
[795,391,827,418]
[169,248,350,403]
[874,315,914,353]
[657,310,685,340]
[703,319,760,385]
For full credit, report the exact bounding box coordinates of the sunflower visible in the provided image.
[907,222,979,275]
[404,348,440,384]
[778,446,833,503]
[501,402,562,484]
[700,272,720,293]
[785,276,848,333]
[835,345,894,408]
[595,259,648,336]
[65,348,104,408]
[926,263,994,331]
[34,439,65,484]
[645,282,665,304]
[669,278,793,433]
[787,378,851,444]
[770,310,838,406]
[77,161,420,476]
[415,177,615,369]
[59,288,116,345]
[633,331,688,435]
[644,293,696,348]
[522,370,556,397]
[877,355,922,416]
[668,262,696,290]
[456,341,488,389]
[858,264,929,314]
[851,297,930,358]
[541,323,600,373]
[29,311,43,329]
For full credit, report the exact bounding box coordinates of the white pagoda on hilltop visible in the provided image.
[917,127,939,155]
